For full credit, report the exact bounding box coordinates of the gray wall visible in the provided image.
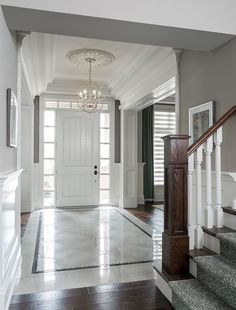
[0,7,18,173]
[179,38,236,171]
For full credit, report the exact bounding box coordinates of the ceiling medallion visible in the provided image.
[66,48,115,113]
[66,48,115,67]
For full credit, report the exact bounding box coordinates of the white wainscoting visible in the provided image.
[0,170,22,310]
[110,163,144,207]
[110,163,120,206]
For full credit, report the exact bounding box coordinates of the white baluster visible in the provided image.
[188,154,195,249]
[214,127,223,228]
[195,146,203,249]
[204,137,213,228]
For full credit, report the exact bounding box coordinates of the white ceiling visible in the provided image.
[21,32,176,105]
[52,35,157,83]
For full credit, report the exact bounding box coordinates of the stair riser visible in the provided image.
[219,240,236,264]
[197,266,236,309]
[189,258,197,277]
[203,232,220,254]
[224,212,236,230]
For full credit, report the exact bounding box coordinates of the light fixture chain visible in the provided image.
[89,60,92,89]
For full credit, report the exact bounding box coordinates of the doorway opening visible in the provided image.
[42,98,111,207]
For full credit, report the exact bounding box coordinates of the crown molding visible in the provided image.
[128,77,176,111]
[45,78,112,97]
[40,92,115,105]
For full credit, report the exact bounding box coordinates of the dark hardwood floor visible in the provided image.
[21,213,30,242]
[10,280,173,310]
[20,212,31,241]
[127,204,164,231]
[21,212,31,226]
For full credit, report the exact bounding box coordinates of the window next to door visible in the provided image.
[99,112,110,204]
[43,110,56,207]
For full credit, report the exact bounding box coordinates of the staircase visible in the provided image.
[170,229,236,309]
[153,107,236,309]
[153,210,236,309]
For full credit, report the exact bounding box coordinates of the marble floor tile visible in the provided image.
[14,206,162,295]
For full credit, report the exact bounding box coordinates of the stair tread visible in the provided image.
[203,226,236,236]
[188,247,216,258]
[222,206,236,216]
[194,255,236,289]
[170,278,232,310]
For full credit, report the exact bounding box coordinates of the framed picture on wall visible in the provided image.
[6,88,18,148]
[189,101,215,144]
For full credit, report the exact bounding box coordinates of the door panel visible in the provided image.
[56,111,99,207]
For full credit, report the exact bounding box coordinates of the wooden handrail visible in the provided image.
[187,106,236,157]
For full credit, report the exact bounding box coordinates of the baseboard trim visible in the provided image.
[137,196,145,204]
[21,201,32,213]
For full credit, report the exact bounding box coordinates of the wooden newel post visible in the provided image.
[161,135,189,274]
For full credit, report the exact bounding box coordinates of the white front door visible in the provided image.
[56,111,99,207]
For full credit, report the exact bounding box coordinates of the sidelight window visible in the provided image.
[99,112,110,204]
[43,110,56,207]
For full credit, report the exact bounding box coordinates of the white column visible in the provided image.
[204,137,213,228]
[173,49,183,134]
[188,154,195,249]
[195,146,203,249]
[214,127,223,228]
[119,109,138,208]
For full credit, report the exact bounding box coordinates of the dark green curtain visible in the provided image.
[142,105,154,201]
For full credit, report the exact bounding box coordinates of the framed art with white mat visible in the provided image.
[189,101,215,144]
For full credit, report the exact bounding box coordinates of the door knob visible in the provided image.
[94,170,98,175]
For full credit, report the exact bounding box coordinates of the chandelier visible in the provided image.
[77,58,103,113]
[66,48,115,113]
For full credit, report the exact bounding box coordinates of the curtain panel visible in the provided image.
[142,105,154,201]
